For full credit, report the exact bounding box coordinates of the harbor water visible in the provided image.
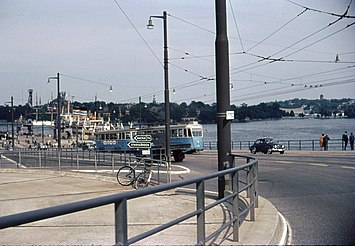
[1,118,354,143]
[203,118,355,142]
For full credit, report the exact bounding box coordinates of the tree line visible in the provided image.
[0,98,354,125]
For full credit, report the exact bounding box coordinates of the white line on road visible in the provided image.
[309,163,328,167]
[275,161,294,164]
[341,166,355,170]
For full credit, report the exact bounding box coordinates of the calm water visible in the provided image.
[1,118,354,142]
[203,118,355,142]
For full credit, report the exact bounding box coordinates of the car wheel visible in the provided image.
[251,147,256,154]
[267,148,272,154]
[280,151,284,154]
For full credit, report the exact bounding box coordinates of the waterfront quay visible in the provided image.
[0,149,354,245]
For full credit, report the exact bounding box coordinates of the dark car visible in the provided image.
[249,138,285,154]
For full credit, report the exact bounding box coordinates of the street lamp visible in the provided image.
[147,11,171,166]
[5,96,14,150]
[47,73,61,149]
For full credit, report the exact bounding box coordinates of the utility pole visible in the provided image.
[11,96,14,150]
[48,73,61,149]
[57,73,61,149]
[215,0,232,199]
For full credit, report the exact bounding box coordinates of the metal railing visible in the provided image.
[0,149,169,184]
[0,154,258,245]
[205,138,345,151]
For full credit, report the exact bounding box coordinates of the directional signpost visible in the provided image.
[128,135,152,149]
[127,141,152,149]
[133,135,152,142]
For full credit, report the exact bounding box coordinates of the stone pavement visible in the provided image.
[0,166,287,245]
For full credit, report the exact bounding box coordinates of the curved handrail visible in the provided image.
[0,154,258,245]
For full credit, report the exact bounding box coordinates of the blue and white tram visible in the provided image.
[95,128,138,152]
[94,122,203,155]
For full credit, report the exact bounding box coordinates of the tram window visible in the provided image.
[172,129,177,137]
[187,129,192,137]
[126,132,131,139]
[178,129,183,137]
[192,129,202,137]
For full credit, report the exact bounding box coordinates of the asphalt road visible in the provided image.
[180,150,355,245]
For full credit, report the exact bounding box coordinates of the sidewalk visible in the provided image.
[0,168,287,245]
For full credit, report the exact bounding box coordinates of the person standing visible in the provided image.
[324,135,330,151]
[319,133,325,151]
[342,131,348,150]
[350,132,354,151]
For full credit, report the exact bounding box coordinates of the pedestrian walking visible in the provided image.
[350,132,354,151]
[342,131,349,150]
[319,133,325,150]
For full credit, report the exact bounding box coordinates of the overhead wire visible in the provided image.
[112,2,354,104]
[112,0,163,67]
[228,0,245,52]
[246,8,308,52]
[286,0,355,19]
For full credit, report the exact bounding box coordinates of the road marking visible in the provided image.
[341,166,355,170]
[309,163,328,167]
[278,211,289,246]
[275,161,293,164]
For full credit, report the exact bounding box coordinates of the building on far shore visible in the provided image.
[280,107,305,116]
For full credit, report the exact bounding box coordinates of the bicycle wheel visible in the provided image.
[117,165,135,186]
[134,171,151,189]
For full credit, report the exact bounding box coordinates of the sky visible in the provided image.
[1,0,354,107]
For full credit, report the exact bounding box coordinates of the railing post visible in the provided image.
[18,150,21,168]
[249,164,255,222]
[312,140,314,151]
[196,180,205,245]
[76,153,79,171]
[255,160,259,208]
[115,199,128,245]
[246,158,251,198]
[95,152,98,172]
[288,141,290,150]
[58,151,61,170]
[232,170,239,242]
[299,140,301,150]
[39,151,41,168]
[112,154,115,174]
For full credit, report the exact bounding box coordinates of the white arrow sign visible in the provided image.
[127,142,152,149]
[133,135,152,142]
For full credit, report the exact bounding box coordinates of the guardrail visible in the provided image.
[0,154,258,245]
[0,149,169,185]
[204,138,345,151]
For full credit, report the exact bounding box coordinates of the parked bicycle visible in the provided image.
[116,160,152,189]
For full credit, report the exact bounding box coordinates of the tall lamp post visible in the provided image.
[48,73,61,149]
[147,11,171,166]
[5,96,14,150]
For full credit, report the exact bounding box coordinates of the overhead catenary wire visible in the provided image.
[286,0,355,19]
[230,3,354,75]
[228,0,245,52]
[246,8,308,52]
[115,2,354,105]
[112,0,163,67]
